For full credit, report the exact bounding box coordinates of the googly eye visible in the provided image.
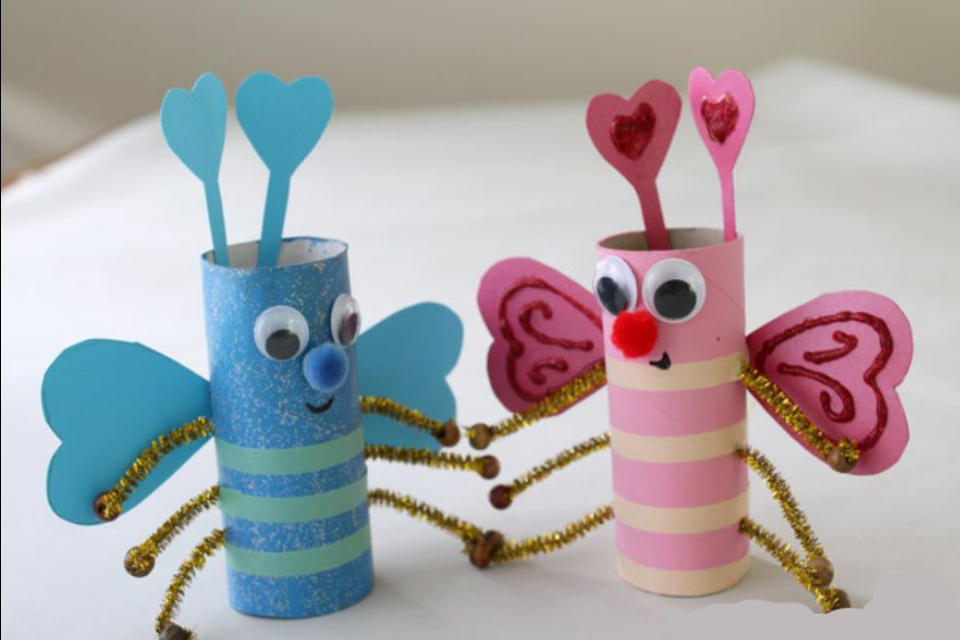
[594,256,638,316]
[254,306,310,361]
[330,294,361,347]
[642,259,706,323]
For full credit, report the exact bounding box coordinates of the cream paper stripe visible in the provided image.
[605,351,745,392]
[616,552,750,597]
[610,420,747,464]
[613,491,749,535]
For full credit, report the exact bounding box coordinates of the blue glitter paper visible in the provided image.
[223,505,369,553]
[203,237,373,617]
[227,550,374,618]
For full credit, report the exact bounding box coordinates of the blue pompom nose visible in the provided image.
[302,342,349,392]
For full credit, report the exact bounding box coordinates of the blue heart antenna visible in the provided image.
[42,72,599,637]
[161,72,229,265]
[236,72,333,267]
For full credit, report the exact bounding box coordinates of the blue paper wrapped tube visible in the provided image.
[201,237,373,618]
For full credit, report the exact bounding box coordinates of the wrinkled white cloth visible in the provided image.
[2,60,959,639]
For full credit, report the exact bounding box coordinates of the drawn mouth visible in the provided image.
[649,351,672,371]
[305,397,335,414]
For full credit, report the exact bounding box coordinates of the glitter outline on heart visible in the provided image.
[687,67,755,170]
[586,80,682,184]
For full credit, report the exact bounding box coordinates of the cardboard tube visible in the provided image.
[201,237,373,618]
[597,228,749,596]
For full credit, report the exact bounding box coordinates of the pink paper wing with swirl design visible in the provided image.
[747,292,913,474]
[479,258,605,413]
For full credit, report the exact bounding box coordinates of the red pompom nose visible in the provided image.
[612,310,658,358]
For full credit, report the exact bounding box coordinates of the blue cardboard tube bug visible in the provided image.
[40,73,500,638]
[203,237,373,617]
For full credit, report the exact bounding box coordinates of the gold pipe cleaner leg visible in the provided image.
[155,528,226,637]
[93,416,213,521]
[367,488,612,569]
[491,503,614,565]
[364,444,501,479]
[367,487,485,545]
[124,485,220,578]
[359,364,606,452]
[367,488,515,570]
[736,447,838,587]
[735,448,824,559]
[467,363,607,450]
[359,396,460,447]
[740,517,850,613]
[489,432,611,509]
[739,363,859,472]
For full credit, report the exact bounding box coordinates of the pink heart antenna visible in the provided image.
[687,68,756,242]
[586,80,682,250]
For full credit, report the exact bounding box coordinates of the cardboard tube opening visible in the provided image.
[600,228,728,253]
[203,237,347,270]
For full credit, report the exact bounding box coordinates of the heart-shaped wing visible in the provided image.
[236,72,333,175]
[42,340,211,524]
[747,292,913,474]
[160,72,228,183]
[688,67,755,171]
[479,258,605,413]
[357,303,462,452]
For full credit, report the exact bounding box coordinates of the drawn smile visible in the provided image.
[305,397,335,414]
[649,351,672,371]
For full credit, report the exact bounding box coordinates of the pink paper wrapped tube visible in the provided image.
[597,228,749,596]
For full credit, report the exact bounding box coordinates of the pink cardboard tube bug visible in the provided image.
[472,68,913,611]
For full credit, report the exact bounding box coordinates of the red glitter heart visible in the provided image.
[610,102,657,160]
[700,94,739,144]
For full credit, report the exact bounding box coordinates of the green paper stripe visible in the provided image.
[225,525,371,578]
[215,427,364,476]
[219,476,368,523]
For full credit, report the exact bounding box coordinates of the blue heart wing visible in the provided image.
[42,340,212,525]
[356,303,463,452]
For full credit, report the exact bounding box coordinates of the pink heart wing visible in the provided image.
[688,67,756,171]
[747,292,913,474]
[479,258,606,413]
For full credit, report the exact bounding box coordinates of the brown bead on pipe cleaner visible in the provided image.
[489,484,513,510]
[827,445,857,473]
[469,530,506,569]
[437,420,461,447]
[92,491,121,522]
[479,455,500,480]
[468,423,494,450]
[158,623,193,640]
[806,555,835,588]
